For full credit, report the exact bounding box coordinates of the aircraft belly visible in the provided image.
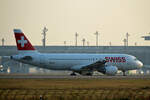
[44,60,79,70]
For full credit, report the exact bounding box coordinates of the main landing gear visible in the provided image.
[85,73,93,76]
[70,71,93,76]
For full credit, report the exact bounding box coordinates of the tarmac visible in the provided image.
[0,74,150,79]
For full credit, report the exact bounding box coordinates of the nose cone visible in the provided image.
[136,61,143,68]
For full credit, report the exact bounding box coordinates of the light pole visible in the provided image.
[75,32,78,46]
[2,38,4,46]
[42,27,48,47]
[126,32,130,46]
[135,42,137,46]
[87,41,89,46]
[109,42,111,46]
[64,41,66,46]
[82,38,85,46]
[94,31,99,46]
[123,38,127,46]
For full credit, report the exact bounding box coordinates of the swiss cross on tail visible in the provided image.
[14,29,35,50]
[18,36,27,47]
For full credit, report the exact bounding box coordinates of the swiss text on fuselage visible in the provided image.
[105,57,126,63]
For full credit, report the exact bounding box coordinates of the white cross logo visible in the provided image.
[17,36,27,47]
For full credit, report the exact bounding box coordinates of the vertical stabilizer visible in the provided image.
[14,29,37,53]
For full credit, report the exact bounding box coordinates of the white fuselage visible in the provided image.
[12,29,144,75]
[13,53,143,71]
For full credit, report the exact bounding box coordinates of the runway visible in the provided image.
[0,74,150,79]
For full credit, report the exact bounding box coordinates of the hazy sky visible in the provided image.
[0,0,150,46]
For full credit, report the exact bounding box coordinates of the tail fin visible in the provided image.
[14,29,36,52]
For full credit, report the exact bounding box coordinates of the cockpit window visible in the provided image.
[134,58,138,61]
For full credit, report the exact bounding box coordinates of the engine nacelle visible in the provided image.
[98,66,118,76]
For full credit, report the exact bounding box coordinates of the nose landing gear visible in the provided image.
[122,70,126,76]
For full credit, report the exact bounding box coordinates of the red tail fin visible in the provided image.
[14,29,35,51]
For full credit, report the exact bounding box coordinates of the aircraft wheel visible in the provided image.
[122,70,126,76]
[86,73,93,76]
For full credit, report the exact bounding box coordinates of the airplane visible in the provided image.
[10,29,143,76]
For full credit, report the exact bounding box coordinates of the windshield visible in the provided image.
[134,58,138,61]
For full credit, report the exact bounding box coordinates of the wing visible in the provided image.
[81,60,106,70]
[71,60,106,71]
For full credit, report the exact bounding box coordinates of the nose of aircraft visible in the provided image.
[136,60,143,68]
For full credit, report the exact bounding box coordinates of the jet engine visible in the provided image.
[98,65,118,75]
